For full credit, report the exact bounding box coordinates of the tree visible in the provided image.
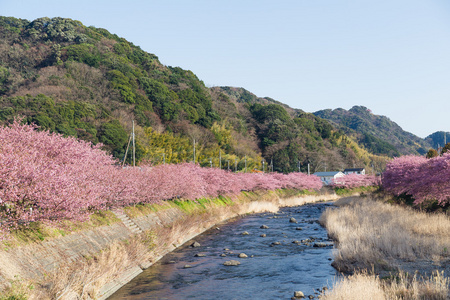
[441,143,450,155]
[426,149,438,159]
[98,120,128,158]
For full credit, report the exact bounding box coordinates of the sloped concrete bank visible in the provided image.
[0,191,343,299]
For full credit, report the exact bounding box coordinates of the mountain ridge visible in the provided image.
[0,16,425,174]
[314,105,431,156]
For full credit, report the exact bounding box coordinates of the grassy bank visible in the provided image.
[0,188,325,299]
[333,186,378,196]
[320,196,450,299]
[321,271,448,300]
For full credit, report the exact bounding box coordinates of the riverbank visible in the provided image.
[319,195,450,299]
[0,189,340,300]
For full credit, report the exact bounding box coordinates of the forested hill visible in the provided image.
[0,16,386,173]
[314,106,431,156]
[425,131,450,150]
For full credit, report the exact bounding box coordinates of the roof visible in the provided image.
[344,168,365,172]
[314,171,343,177]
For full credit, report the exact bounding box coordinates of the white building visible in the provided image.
[343,168,365,175]
[314,171,345,186]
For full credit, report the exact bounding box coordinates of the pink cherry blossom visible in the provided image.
[0,120,324,238]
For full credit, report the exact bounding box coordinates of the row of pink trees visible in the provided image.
[331,174,381,189]
[0,121,323,234]
[382,154,450,206]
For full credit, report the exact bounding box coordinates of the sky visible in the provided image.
[2,0,450,138]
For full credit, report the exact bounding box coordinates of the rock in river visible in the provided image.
[293,291,305,298]
[223,260,241,266]
[191,241,201,247]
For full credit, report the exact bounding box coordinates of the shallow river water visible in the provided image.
[109,202,337,300]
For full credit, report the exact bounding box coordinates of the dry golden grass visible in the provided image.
[320,196,450,299]
[322,271,448,300]
[322,272,386,300]
[320,197,450,273]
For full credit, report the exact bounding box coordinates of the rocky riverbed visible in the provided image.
[108,202,337,299]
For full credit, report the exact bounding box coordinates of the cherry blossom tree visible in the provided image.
[0,120,324,237]
[382,154,450,206]
[332,174,381,189]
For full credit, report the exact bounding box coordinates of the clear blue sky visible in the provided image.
[2,0,450,138]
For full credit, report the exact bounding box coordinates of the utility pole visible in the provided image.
[163,153,165,165]
[308,163,310,175]
[122,134,132,167]
[298,161,301,173]
[193,138,196,164]
[270,158,273,173]
[210,158,213,168]
[132,120,135,167]
[227,160,230,171]
[262,159,265,172]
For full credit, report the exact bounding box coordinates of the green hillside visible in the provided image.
[0,16,387,173]
[314,106,431,156]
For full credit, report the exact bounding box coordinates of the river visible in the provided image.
[108,202,337,299]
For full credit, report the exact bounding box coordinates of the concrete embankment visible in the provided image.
[0,191,342,299]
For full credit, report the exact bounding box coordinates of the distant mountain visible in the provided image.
[314,106,431,156]
[425,131,450,149]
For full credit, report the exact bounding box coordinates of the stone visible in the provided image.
[194,253,206,257]
[271,241,281,246]
[308,295,314,299]
[296,227,303,230]
[238,253,248,258]
[183,264,192,268]
[220,254,227,257]
[223,260,240,266]
[289,217,298,223]
[260,225,269,229]
[294,291,305,298]
[191,241,201,247]
[241,231,249,235]
[260,234,266,237]
[313,243,328,248]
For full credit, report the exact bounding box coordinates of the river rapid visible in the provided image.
[109,202,337,300]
